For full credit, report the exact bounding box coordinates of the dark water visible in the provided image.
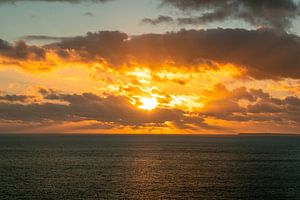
[0,135,300,200]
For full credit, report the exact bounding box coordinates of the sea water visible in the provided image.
[0,134,299,199]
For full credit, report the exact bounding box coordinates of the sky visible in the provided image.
[0,0,300,134]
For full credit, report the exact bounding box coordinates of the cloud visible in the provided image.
[84,12,94,17]
[21,35,71,42]
[247,102,282,113]
[0,90,208,130]
[48,31,128,65]
[199,83,300,125]
[48,28,300,80]
[1,85,300,132]
[0,39,45,60]
[161,0,300,30]
[0,94,31,102]
[0,0,113,5]
[1,28,300,80]
[141,15,175,25]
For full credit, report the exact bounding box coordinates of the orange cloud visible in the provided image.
[1,28,300,133]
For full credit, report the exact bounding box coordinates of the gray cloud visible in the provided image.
[2,28,300,80]
[84,12,94,17]
[0,94,31,102]
[0,0,113,4]
[0,39,45,60]
[141,15,175,25]
[48,31,128,65]
[49,28,300,80]
[161,0,300,30]
[0,91,208,130]
[248,102,282,113]
[21,35,71,42]
[1,86,300,131]
[200,84,300,124]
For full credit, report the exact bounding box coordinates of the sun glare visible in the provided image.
[139,97,158,111]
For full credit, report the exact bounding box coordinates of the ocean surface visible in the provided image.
[0,134,300,200]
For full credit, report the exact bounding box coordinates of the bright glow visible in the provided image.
[139,97,158,110]
[128,68,152,84]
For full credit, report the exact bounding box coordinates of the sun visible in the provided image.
[138,97,158,111]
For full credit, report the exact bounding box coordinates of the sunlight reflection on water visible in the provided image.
[0,135,300,199]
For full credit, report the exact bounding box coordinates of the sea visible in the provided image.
[0,134,299,200]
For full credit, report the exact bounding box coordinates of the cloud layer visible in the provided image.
[1,28,300,81]
[0,89,209,131]
[160,0,300,30]
[41,29,300,80]
[1,84,300,133]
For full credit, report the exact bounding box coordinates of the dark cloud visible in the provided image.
[75,122,118,130]
[2,28,300,80]
[0,0,113,5]
[21,35,71,42]
[0,39,45,60]
[49,31,128,65]
[1,86,300,131]
[41,92,198,126]
[161,0,300,30]
[0,91,207,129]
[84,12,94,17]
[141,15,175,25]
[48,28,300,80]
[38,87,59,96]
[0,39,11,51]
[199,84,300,124]
[0,94,31,102]
[248,102,282,113]
[0,103,67,121]
[285,96,300,106]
